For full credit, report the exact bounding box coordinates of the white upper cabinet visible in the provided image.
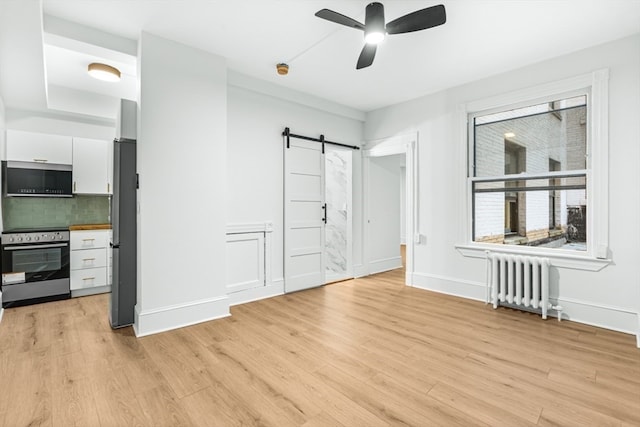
[72,137,113,195]
[6,129,73,164]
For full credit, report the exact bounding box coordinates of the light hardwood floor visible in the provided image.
[0,265,639,426]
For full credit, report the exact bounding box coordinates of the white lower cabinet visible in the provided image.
[70,229,111,294]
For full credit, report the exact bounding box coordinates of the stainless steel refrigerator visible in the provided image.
[110,135,137,328]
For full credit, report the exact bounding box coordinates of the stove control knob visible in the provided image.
[17,237,22,242]
[34,236,40,241]
[9,237,14,242]
[58,235,63,240]
[50,235,55,240]
[26,237,31,241]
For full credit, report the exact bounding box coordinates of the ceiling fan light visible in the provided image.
[88,63,121,82]
[365,30,385,44]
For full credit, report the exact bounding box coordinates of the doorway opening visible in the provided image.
[363,133,417,284]
[324,146,353,283]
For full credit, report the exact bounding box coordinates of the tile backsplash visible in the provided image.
[2,195,110,229]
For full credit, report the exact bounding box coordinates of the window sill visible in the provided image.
[455,243,611,272]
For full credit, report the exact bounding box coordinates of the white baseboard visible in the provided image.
[368,256,403,275]
[354,264,367,278]
[553,297,638,336]
[411,272,639,339]
[228,279,284,307]
[411,272,485,301]
[134,295,230,337]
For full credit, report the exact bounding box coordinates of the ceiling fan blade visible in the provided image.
[385,4,446,35]
[315,9,365,31]
[356,44,377,69]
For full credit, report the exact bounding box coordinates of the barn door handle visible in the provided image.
[322,203,327,224]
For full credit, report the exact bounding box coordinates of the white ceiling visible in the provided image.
[1,0,639,121]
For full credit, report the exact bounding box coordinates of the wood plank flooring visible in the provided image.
[0,266,639,426]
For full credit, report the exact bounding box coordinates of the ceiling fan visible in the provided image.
[315,2,446,69]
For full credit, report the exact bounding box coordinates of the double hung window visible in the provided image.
[470,95,588,252]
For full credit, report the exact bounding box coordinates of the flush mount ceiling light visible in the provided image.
[504,132,516,138]
[87,62,121,82]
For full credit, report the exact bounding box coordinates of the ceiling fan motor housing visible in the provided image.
[365,2,386,43]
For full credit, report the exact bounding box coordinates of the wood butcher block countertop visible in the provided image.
[68,223,112,231]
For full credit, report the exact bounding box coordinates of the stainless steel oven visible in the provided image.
[1,229,70,307]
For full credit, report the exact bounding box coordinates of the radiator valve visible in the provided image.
[551,304,564,322]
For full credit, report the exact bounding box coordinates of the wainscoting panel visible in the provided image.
[226,223,277,304]
[226,232,265,293]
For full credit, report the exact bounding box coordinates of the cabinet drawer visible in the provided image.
[71,248,107,269]
[71,230,109,250]
[71,267,107,290]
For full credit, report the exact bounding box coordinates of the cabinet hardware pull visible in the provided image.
[33,158,48,163]
[82,238,95,242]
[82,277,95,281]
[82,258,96,261]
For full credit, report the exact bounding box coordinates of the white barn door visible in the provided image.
[284,139,326,293]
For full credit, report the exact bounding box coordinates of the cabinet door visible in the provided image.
[6,129,72,164]
[72,137,111,194]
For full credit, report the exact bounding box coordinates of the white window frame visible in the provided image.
[455,69,610,271]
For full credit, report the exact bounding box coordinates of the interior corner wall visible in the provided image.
[364,34,640,337]
[136,32,228,336]
[226,85,364,284]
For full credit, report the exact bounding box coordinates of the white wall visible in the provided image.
[365,34,640,336]
[400,166,406,244]
[0,93,4,314]
[0,94,5,155]
[367,153,404,274]
[227,83,364,284]
[136,32,228,336]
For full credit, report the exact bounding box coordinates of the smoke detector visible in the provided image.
[276,63,289,75]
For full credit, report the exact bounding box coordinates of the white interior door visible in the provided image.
[284,139,326,293]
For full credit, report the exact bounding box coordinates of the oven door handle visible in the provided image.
[3,243,69,250]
